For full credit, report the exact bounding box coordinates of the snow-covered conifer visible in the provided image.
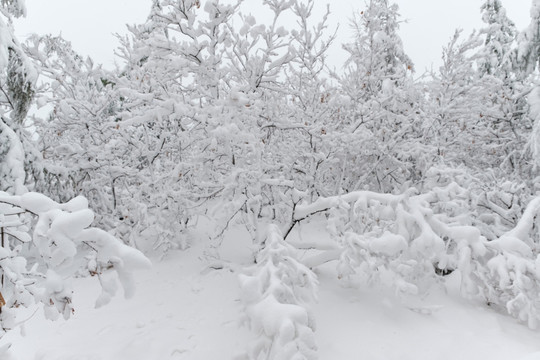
[0,0,41,194]
[478,0,517,77]
[516,0,540,77]
[335,0,425,193]
[424,30,524,175]
[475,0,531,179]
[239,224,318,360]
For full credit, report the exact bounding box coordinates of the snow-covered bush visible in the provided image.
[478,196,540,329]
[292,183,484,296]
[290,178,540,329]
[239,224,318,360]
[0,191,150,337]
[24,34,175,251]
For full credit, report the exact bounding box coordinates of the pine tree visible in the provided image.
[0,0,41,194]
[341,0,414,100]
[337,0,424,192]
[514,0,540,175]
[476,0,530,177]
[478,0,517,77]
[516,0,540,77]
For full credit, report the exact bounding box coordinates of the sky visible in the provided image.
[13,0,532,74]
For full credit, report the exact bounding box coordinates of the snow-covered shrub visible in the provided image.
[421,166,533,243]
[24,33,197,252]
[478,196,540,329]
[239,224,318,360]
[292,184,486,297]
[0,191,151,337]
[293,179,540,329]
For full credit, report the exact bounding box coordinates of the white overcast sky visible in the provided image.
[14,0,532,74]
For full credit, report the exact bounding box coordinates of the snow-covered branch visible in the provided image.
[0,191,150,337]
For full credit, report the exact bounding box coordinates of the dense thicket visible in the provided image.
[4,0,540,357]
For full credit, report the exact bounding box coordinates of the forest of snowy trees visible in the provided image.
[2,0,540,358]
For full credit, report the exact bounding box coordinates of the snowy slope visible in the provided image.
[5,224,540,360]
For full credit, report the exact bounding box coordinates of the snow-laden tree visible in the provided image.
[475,0,531,178]
[0,2,151,353]
[422,27,532,251]
[516,0,540,78]
[336,0,426,193]
[268,2,348,200]
[24,33,184,252]
[213,0,341,241]
[25,35,129,225]
[518,0,540,177]
[478,0,517,77]
[0,0,41,195]
[341,0,414,98]
[423,30,529,177]
[114,0,265,250]
[34,0,340,253]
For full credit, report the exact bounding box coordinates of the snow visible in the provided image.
[490,235,533,257]
[17,192,59,213]
[369,231,407,256]
[3,0,540,358]
[316,267,540,360]
[0,122,26,195]
[0,18,10,70]
[7,240,251,360]
[5,223,540,360]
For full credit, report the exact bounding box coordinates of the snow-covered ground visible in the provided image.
[5,223,540,360]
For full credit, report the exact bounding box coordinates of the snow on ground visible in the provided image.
[5,222,540,360]
[6,238,252,360]
[314,267,540,360]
